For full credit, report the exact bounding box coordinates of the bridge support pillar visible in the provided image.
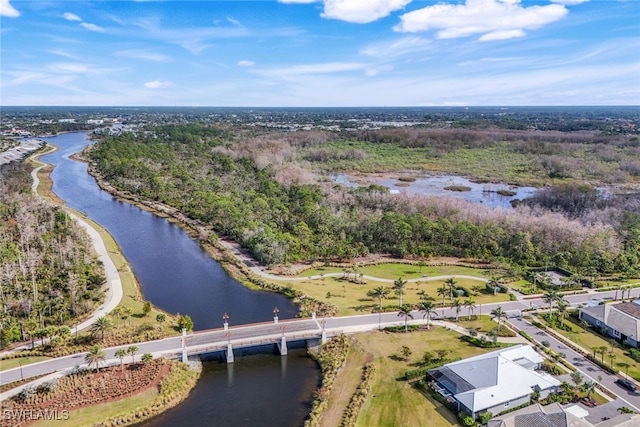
[277,336,288,356]
[226,343,234,363]
[181,348,188,363]
[321,330,327,345]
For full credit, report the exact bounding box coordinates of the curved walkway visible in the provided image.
[28,149,122,334]
[219,239,490,284]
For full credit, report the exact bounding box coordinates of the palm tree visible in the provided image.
[420,300,437,329]
[393,277,408,308]
[597,346,608,363]
[557,301,569,326]
[464,298,476,320]
[491,306,508,331]
[452,298,463,321]
[115,348,127,371]
[608,352,617,369]
[368,286,391,311]
[437,284,449,306]
[619,361,631,378]
[583,381,595,399]
[397,305,414,333]
[417,289,432,303]
[122,307,133,327]
[85,345,106,372]
[488,276,501,296]
[543,289,560,319]
[90,316,113,342]
[112,307,122,328]
[127,345,138,364]
[445,277,457,298]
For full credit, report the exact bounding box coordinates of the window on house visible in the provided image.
[613,330,621,338]
[596,320,600,326]
[504,401,510,408]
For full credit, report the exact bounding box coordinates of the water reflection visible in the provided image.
[333,173,537,209]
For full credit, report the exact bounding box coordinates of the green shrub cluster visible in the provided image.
[305,335,350,427]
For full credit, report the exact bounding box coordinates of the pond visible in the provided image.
[333,173,537,209]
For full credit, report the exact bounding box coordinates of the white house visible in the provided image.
[428,345,561,419]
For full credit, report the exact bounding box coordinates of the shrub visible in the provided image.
[478,411,493,424]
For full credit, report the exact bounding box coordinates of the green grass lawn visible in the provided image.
[539,314,640,381]
[31,387,159,427]
[290,263,497,281]
[352,327,513,427]
[270,275,509,316]
[455,315,516,337]
[0,356,51,372]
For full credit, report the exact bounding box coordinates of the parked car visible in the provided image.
[615,379,637,392]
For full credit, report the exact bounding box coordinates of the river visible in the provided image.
[38,132,319,427]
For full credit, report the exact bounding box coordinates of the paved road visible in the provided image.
[508,315,640,411]
[3,288,636,384]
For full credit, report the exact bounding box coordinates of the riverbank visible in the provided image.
[77,149,337,317]
[30,145,122,332]
[1,145,177,358]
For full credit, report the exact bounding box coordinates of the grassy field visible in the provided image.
[320,337,371,427]
[455,316,516,337]
[31,387,159,427]
[0,356,52,372]
[269,274,509,316]
[350,327,512,427]
[291,263,496,280]
[539,313,640,381]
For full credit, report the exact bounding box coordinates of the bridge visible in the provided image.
[5,289,640,413]
[0,312,389,388]
[0,289,633,387]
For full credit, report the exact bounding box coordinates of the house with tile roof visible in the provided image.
[488,402,640,427]
[579,300,640,347]
[427,345,561,419]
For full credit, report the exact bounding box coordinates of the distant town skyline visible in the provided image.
[1,0,638,106]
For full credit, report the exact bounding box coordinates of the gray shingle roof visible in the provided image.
[515,412,567,427]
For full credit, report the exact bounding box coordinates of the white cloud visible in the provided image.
[47,50,77,59]
[80,22,106,32]
[63,12,82,22]
[115,49,170,62]
[144,80,172,89]
[321,0,412,24]
[280,0,410,24]
[48,63,89,74]
[227,16,241,26]
[395,0,568,41]
[0,0,20,18]
[360,36,430,58]
[238,60,255,67]
[268,62,367,76]
[551,0,589,4]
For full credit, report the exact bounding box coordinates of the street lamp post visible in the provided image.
[320,318,327,344]
[273,307,279,324]
[18,359,24,381]
[223,312,229,331]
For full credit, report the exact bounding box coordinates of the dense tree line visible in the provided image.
[0,163,106,347]
[87,125,639,278]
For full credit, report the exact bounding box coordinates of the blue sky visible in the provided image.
[1,0,638,106]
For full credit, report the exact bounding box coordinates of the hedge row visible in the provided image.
[341,362,375,427]
[304,335,350,427]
